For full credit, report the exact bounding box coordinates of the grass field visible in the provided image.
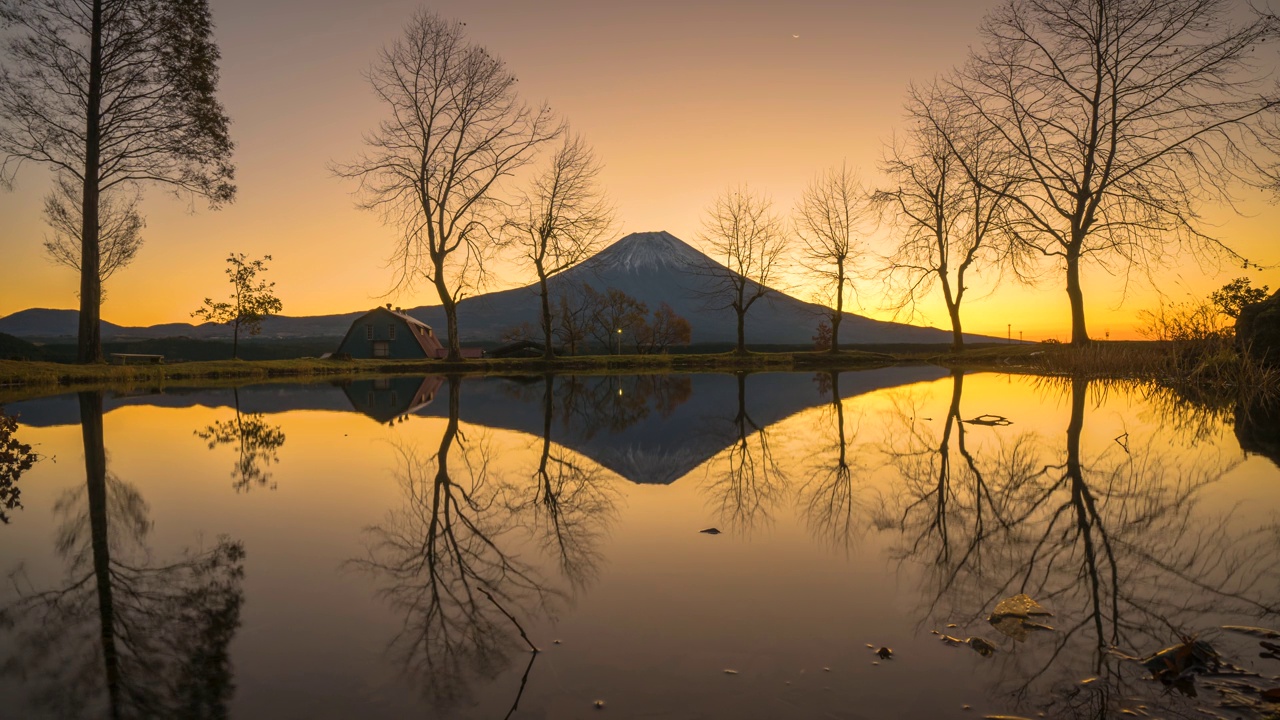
[1,341,1273,404]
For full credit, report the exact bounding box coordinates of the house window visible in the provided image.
[389,324,396,340]
[372,341,389,357]
[365,324,373,340]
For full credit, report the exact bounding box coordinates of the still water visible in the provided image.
[1,369,1278,719]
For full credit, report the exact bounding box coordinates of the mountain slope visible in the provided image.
[1,231,991,345]
[436,230,984,345]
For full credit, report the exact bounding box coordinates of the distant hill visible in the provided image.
[0,231,991,346]
[0,332,43,360]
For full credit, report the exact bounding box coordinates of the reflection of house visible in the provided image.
[336,306,445,359]
[341,376,445,423]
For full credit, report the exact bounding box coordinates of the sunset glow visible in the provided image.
[1,0,1276,341]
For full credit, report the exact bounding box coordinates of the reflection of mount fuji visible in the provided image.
[9,367,947,484]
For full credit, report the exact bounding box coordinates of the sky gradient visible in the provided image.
[1,0,1276,340]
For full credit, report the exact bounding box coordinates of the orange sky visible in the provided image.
[1,0,1276,341]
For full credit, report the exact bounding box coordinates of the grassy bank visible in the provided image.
[2,341,1273,404]
[0,350,902,400]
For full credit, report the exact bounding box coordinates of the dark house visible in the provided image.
[336,306,445,359]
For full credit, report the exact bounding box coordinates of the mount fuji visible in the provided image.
[0,231,986,346]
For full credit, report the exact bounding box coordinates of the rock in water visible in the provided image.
[1237,289,1280,366]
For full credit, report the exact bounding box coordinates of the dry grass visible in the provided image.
[0,351,902,402]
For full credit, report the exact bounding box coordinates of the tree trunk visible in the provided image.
[232,318,240,359]
[735,309,746,355]
[537,374,554,490]
[831,371,847,468]
[1066,243,1089,346]
[80,390,121,717]
[431,263,462,361]
[539,275,554,361]
[77,0,105,364]
[830,267,844,355]
[947,301,964,352]
[444,299,461,361]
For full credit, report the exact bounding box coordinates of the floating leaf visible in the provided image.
[723,669,738,675]
[699,527,721,535]
[967,637,997,657]
[989,595,1055,641]
[1222,625,1280,640]
[1138,639,1219,685]
[990,594,1052,619]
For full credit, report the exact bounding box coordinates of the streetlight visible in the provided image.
[615,327,622,355]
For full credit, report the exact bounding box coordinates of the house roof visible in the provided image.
[338,307,444,358]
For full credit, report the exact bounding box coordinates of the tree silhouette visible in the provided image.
[41,176,144,305]
[333,10,559,361]
[192,254,283,360]
[0,0,235,362]
[794,163,873,353]
[352,376,558,712]
[701,372,787,535]
[879,376,1280,718]
[194,387,286,492]
[0,407,40,525]
[0,391,245,718]
[508,133,615,360]
[514,374,617,590]
[695,186,789,355]
[877,82,1017,351]
[951,0,1280,345]
[798,371,871,551]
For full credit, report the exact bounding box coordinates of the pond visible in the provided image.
[1,369,1278,719]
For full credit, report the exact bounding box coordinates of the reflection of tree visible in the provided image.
[195,387,286,492]
[881,376,1280,719]
[516,374,616,589]
[879,370,1036,588]
[0,391,245,719]
[799,371,869,550]
[702,372,787,535]
[0,407,40,524]
[354,376,557,713]
[555,374,692,438]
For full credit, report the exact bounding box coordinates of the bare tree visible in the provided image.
[0,0,236,363]
[876,82,1015,351]
[509,133,614,359]
[951,0,1280,345]
[696,186,788,355]
[41,176,145,304]
[552,289,591,356]
[334,10,559,361]
[794,163,872,353]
